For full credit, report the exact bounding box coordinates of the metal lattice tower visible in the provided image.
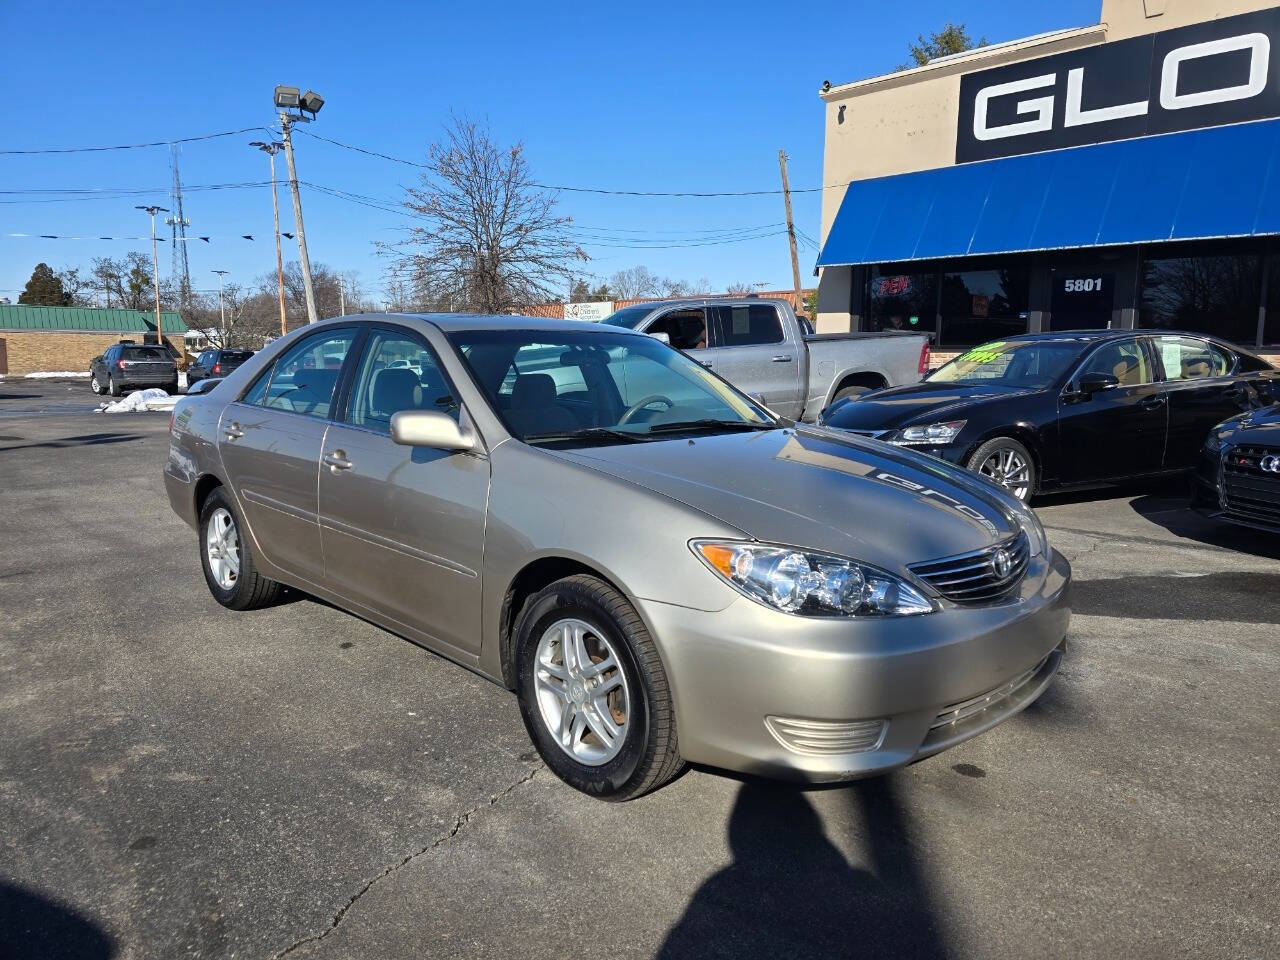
[167,144,192,307]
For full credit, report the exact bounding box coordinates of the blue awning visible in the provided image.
[817,118,1280,268]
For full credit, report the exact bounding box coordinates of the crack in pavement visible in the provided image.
[272,764,543,959]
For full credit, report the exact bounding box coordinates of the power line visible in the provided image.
[0,127,271,156]
[296,128,826,196]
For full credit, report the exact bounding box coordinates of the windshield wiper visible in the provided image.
[644,418,778,435]
[523,427,650,445]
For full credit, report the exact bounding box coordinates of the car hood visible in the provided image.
[824,381,1038,431]
[1222,403,1280,444]
[553,427,1020,573]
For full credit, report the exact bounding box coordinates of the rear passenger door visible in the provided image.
[706,303,804,418]
[218,327,357,585]
[1154,336,1246,470]
[317,324,489,657]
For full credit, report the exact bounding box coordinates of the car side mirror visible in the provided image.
[1075,372,1119,397]
[390,410,475,452]
[647,331,671,346]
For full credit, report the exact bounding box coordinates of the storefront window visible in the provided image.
[1263,256,1280,347]
[866,269,937,336]
[939,268,1030,346]
[1139,247,1262,345]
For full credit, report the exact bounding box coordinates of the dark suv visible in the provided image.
[187,348,255,387]
[90,343,179,397]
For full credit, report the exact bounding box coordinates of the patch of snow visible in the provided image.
[24,371,91,379]
[96,388,177,414]
[178,371,189,391]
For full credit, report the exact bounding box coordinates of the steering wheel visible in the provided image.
[618,394,675,424]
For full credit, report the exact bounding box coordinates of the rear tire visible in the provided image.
[514,574,684,800]
[107,376,120,397]
[967,437,1037,502]
[198,487,284,610]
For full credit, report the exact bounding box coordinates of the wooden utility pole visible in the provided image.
[778,150,804,316]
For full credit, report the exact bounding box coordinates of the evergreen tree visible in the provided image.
[18,262,70,306]
[903,23,987,69]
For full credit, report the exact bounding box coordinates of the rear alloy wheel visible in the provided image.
[515,575,684,800]
[968,437,1036,502]
[198,487,284,610]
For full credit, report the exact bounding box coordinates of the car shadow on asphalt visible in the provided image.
[0,432,144,452]
[0,880,116,959]
[1127,493,1280,561]
[656,777,949,960]
[1071,571,1280,624]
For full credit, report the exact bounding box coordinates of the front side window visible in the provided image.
[713,304,783,347]
[240,328,355,418]
[1077,340,1153,386]
[346,330,458,433]
[647,309,707,351]
[450,329,772,443]
[1156,336,1232,381]
[928,339,1082,388]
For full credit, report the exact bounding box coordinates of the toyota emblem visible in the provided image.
[1261,455,1280,474]
[992,548,1012,579]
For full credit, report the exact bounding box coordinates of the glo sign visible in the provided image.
[956,8,1280,163]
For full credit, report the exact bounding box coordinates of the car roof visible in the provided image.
[329,312,652,335]
[999,329,1229,345]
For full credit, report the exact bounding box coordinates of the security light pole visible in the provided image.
[251,141,289,337]
[273,85,326,324]
[211,269,229,332]
[136,205,169,348]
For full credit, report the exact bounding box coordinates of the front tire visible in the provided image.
[90,375,103,395]
[198,487,284,610]
[514,575,683,800]
[967,437,1037,502]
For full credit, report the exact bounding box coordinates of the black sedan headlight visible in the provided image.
[889,420,967,446]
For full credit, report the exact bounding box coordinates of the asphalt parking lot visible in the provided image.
[1,378,1277,960]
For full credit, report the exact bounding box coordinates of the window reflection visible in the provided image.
[940,268,1030,346]
[1140,247,1261,344]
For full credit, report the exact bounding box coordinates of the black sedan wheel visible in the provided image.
[968,437,1036,502]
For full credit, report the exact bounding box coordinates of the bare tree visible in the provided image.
[609,266,662,300]
[379,116,588,313]
[56,266,93,306]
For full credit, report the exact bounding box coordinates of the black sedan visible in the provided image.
[819,330,1280,501]
[1192,404,1280,532]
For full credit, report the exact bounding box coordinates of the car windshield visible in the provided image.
[449,328,776,444]
[927,339,1081,387]
[599,305,656,330]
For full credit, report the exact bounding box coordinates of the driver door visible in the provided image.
[1057,337,1168,485]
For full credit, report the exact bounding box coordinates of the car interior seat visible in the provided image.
[505,373,578,436]
[368,367,423,429]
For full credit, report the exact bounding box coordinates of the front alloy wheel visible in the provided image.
[968,437,1036,502]
[533,617,632,765]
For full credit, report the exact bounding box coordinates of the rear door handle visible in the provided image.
[697,360,713,368]
[323,451,354,471]
[224,421,244,440]
[771,355,793,363]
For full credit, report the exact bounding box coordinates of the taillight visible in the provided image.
[918,341,930,376]
[117,359,127,370]
[212,363,221,374]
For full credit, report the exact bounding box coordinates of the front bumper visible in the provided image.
[637,547,1071,782]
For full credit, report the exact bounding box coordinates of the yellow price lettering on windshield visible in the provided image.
[959,342,1008,365]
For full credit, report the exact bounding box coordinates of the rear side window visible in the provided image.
[240,329,356,418]
[1157,336,1232,381]
[713,304,784,346]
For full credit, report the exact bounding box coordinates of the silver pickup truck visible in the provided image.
[601,297,929,421]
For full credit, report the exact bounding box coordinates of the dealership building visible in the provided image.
[815,0,1280,364]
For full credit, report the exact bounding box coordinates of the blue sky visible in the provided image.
[0,0,1101,305]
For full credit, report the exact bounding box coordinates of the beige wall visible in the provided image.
[815,0,1278,331]
[0,331,183,377]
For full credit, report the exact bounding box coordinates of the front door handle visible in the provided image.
[1139,395,1167,409]
[771,355,793,363]
[323,451,354,472]
[697,360,713,368]
[224,421,244,440]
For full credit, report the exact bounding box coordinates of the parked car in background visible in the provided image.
[600,298,929,421]
[187,349,255,387]
[90,342,178,397]
[818,330,1279,502]
[1192,403,1280,533]
[165,314,1069,800]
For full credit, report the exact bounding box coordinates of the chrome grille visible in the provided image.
[930,656,1046,731]
[1222,444,1280,530]
[908,532,1029,604]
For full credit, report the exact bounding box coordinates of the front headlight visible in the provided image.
[1204,430,1225,453]
[892,420,967,445]
[1008,501,1047,557]
[692,540,934,617]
